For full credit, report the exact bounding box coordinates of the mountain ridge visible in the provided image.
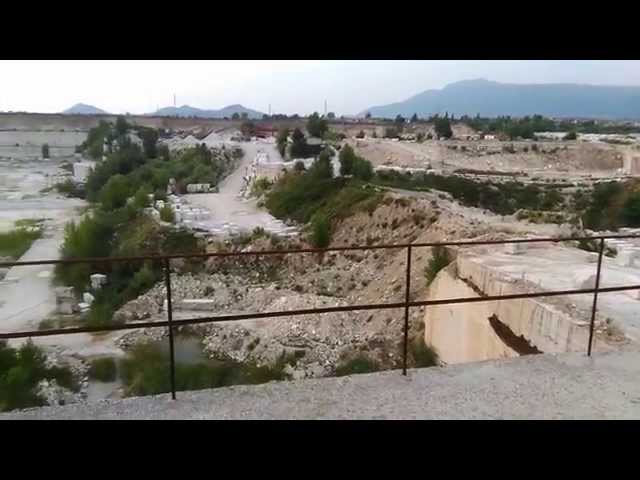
[148,104,264,119]
[62,103,109,115]
[361,79,640,119]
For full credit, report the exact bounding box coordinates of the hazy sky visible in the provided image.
[1,60,638,116]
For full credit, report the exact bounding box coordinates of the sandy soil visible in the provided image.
[347,138,626,180]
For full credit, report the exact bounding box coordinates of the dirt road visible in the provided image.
[185,141,296,236]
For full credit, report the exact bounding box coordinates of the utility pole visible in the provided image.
[324,99,327,117]
[173,94,176,107]
[269,104,271,116]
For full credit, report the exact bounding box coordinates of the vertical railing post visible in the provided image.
[587,238,605,357]
[163,257,177,400]
[402,245,412,376]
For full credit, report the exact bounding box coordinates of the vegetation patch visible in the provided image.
[409,338,439,368]
[89,357,117,382]
[425,246,451,286]
[119,343,299,397]
[0,340,77,412]
[0,226,42,260]
[334,355,380,376]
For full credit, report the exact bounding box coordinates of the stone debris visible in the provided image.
[55,286,76,315]
[90,273,107,290]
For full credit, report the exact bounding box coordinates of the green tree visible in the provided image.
[339,144,356,176]
[232,112,240,120]
[307,112,328,138]
[99,174,131,211]
[289,128,309,158]
[352,157,373,181]
[434,116,453,139]
[622,191,640,226]
[327,112,336,119]
[564,130,578,140]
[276,127,289,158]
[410,113,418,123]
[138,127,159,158]
[115,116,129,137]
[310,214,331,248]
[133,185,153,209]
[309,151,333,180]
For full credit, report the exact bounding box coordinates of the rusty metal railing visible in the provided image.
[1,233,639,400]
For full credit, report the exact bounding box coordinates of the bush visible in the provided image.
[310,214,331,248]
[339,144,356,176]
[0,340,76,412]
[86,301,116,329]
[425,246,451,286]
[159,205,175,223]
[410,338,439,367]
[293,160,306,172]
[89,357,117,382]
[55,179,85,199]
[352,157,373,181]
[99,174,132,211]
[334,355,379,376]
[250,177,272,197]
[564,131,577,141]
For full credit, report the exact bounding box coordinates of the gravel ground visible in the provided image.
[3,350,640,419]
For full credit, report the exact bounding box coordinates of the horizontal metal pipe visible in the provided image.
[3,283,639,341]
[1,233,638,268]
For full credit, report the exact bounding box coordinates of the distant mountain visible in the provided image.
[361,79,640,120]
[62,103,109,115]
[149,104,264,119]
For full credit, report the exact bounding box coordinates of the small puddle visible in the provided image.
[86,335,213,401]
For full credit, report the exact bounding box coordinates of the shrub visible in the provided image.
[352,157,373,181]
[159,205,175,223]
[425,246,451,286]
[89,357,117,382]
[86,301,116,329]
[250,177,272,197]
[99,174,132,211]
[339,144,356,176]
[293,160,306,172]
[410,338,439,367]
[310,214,331,248]
[334,355,379,376]
[564,131,577,141]
[0,340,76,412]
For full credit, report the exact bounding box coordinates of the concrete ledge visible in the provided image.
[2,351,640,419]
